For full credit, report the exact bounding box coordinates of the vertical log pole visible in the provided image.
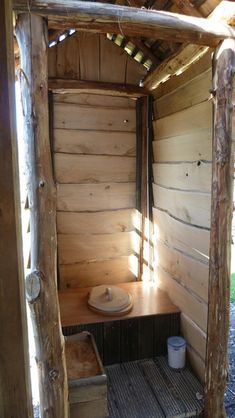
[16,14,69,418]
[0,2,33,417]
[205,39,235,418]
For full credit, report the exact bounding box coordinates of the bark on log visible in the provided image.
[13,0,235,47]
[0,1,33,416]
[204,39,235,418]
[16,14,69,418]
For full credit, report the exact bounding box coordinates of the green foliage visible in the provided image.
[231,272,235,303]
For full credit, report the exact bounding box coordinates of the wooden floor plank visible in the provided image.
[106,358,203,418]
[155,357,203,416]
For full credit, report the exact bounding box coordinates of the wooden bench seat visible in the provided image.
[59,281,180,327]
[59,282,180,365]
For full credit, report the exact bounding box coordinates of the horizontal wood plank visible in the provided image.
[54,153,136,183]
[187,346,205,383]
[59,281,180,327]
[153,162,212,192]
[53,92,136,108]
[153,207,210,263]
[59,256,138,289]
[152,129,212,162]
[153,183,211,228]
[153,101,212,140]
[157,266,208,332]
[181,313,206,361]
[156,240,209,301]
[58,231,140,264]
[54,102,136,132]
[57,209,135,234]
[54,129,136,156]
[57,183,136,212]
[154,69,211,119]
[154,51,212,100]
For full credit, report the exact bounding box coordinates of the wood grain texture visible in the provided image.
[154,101,212,140]
[54,129,136,156]
[54,102,136,131]
[181,313,206,361]
[58,231,140,264]
[54,153,136,183]
[156,241,209,301]
[57,209,135,234]
[16,14,69,418]
[79,32,99,81]
[154,50,211,99]
[205,39,235,418]
[59,281,180,327]
[57,183,136,212]
[48,32,146,87]
[13,0,235,47]
[153,183,211,228]
[153,162,212,192]
[153,129,212,162]
[153,207,210,263]
[100,35,127,83]
[59,256,137,289]
[157,267,208,333]
[49,78,147,97]
[154,69,211,119]
[0,3,33,417]
[53,93,136,108]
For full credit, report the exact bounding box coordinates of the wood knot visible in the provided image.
[25,271,41,303]
[49,369,59,382]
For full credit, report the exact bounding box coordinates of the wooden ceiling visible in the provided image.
[47,0,219,72]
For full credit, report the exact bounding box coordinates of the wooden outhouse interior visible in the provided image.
[50,30,211,381]
[1,0,235,417]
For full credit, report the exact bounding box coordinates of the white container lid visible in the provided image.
[167,336,186,348]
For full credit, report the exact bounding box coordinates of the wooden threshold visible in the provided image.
[59,281,180,327]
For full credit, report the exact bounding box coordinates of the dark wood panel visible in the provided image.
[62,312,180,365]
[103,321,121,365]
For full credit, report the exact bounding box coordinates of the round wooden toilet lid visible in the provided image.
[88,285,133,316]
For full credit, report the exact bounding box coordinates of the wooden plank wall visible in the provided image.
[152,65,212,382]
[48,32,147,85]
[53,93,139,289]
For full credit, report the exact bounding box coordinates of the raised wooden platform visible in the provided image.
[59,282,180,365]
[59,281,180,327]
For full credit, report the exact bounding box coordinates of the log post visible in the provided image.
[16,14,69,418]
[204,39,235,418]
[0,1,33,417]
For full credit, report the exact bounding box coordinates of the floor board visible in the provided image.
[106,358,203,418]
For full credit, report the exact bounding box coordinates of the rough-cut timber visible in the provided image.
[16,14,69,418]
[49,79,148,97]
[0,1,33,417]
[13,0,235,47]
[144,1,235,90]
[204,39,235,418]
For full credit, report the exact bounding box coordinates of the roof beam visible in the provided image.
[144,0,235,90]
[171,0,202,18]
[13,0,235,47]
[48,78,148,97]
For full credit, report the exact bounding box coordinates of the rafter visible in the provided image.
[172,0,202,18]
[13,0,235,47]
[144,0,235,90]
